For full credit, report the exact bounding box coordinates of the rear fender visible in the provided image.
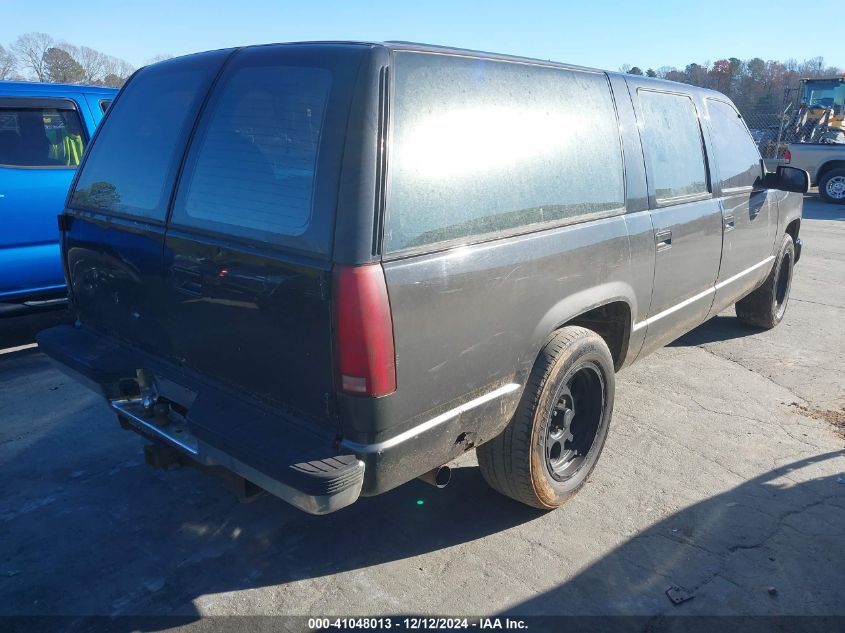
[530,283,638,373]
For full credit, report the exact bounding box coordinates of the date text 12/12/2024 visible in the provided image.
[309,618,528,630]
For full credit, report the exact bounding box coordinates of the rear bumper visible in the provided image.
[36,324,364,515]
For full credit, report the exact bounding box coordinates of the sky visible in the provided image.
[2,0,842,72]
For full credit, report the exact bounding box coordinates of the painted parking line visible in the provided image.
[0,342,38,355]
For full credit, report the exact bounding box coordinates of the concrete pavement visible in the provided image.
[0,196,843,625]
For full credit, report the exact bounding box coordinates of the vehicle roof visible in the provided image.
[172,40,724,99]
[381,41,724,96]
[0,81,118,96]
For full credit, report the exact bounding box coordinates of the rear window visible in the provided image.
[71,52,230,220]
[0,106,86,168]
[385,53,625,253]
[172,65,330,237]
[170,45,365,255]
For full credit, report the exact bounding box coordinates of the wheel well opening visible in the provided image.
[566,301,631,371]
[785,218,800,243]
[818,160,845,183]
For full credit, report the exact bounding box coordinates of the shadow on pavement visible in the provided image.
[0,390,544,628]
[0,309,71,350]
[502,451,845,624]
[669,315,759,347]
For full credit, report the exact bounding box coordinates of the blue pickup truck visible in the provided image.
[0,81,117,315]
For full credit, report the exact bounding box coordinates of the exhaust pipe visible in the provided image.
[418,465,451,489]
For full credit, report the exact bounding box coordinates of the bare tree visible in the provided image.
[101,55,135,87]
[0,44,16,80]
[146,53,174,65]
[11,32,54,81]
[75,45,109,84]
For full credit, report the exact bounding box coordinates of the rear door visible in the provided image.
[64,51,230,352]
[704,97,779,316]
[160,45,366,426]
[0,97,88,299]
[631,87,723,353]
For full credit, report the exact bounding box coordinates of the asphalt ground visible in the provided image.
[0,195,843,630]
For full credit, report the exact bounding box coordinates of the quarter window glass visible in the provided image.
[71,55,226,220]
[639,91,708,201]
[0,107,86,167]
[172,65,331,238]
[99,99,112,113]
[386,53,625,252]
[707,99,762,190]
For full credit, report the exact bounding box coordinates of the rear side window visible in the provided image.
[71,52,229,220]
[386,53,625,253]
[638,90,709,203]
[706,99,763,190]
[99,99,112,113]
[0,106,86,168]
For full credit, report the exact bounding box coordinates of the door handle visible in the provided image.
[655,229,672,252]
[172,266,203,297]
[724,214,735,231]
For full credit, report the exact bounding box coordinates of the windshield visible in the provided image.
[801,80,845,112]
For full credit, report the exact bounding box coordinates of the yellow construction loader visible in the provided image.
[786,75,845,143]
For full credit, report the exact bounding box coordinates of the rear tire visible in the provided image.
[476,326,614,509]
[735,233,794,329]
[819,168,845,205]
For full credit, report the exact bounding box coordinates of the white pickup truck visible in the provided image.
[785,142,845,204]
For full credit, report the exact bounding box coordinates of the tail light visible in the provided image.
[333,264,396,397]
[783,149,791,162]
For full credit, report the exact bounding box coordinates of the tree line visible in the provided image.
[0,32,171,88]
[621,56,843,113]
[2,35,840,108]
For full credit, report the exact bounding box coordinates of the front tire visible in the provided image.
[476,326,615,509]
[735,233,795,329]
[819,168,845,205]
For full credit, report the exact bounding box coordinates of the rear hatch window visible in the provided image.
[70,53,230,220]
[170,58,335,253]
[166,45,366,256]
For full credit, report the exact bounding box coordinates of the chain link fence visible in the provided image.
[742,102,845,159]
[742,108,789,159]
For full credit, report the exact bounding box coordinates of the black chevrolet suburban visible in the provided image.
[38,42,808,514]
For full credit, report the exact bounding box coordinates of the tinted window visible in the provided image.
[639,90,708,202]
[706,99,762,190]
[0,107,86,167]
[172,64,331,238]
[99,99,112,113]
[386,53,625,253]
[71,53,229,220]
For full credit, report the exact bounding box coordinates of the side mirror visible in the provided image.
[765,165,810,194]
